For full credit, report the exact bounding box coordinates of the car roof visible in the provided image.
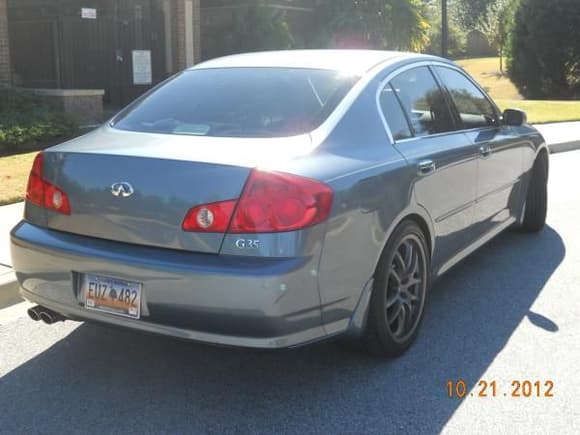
[190,49,446,76]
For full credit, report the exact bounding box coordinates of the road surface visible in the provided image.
[1,151,579,434]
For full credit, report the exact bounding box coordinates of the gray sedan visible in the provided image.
[11,50,548,357]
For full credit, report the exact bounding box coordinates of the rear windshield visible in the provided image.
[112,68,359,138]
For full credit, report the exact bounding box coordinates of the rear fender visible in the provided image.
[345,204,435,336]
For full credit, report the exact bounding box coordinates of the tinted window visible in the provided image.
[436,67,499,129]
[390,66,455,137]
[113,68,359,138]
[379,84,412,141]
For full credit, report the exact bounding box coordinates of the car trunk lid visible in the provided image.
[37,127,314,254]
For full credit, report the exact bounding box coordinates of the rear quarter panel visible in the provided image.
[268,72,430,331]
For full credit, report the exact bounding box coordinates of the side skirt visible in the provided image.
[434,216,516,278]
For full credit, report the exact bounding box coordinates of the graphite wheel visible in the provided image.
[364,220,430,358]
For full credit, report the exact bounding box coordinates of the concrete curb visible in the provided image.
[0,270,22,310]
[548,140,580,154]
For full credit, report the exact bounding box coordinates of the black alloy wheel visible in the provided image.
[364,220,430,358]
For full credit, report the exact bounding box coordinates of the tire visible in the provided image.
[520,154,548,233]
[363,220,430,358]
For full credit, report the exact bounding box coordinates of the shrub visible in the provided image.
[0,89,78,152]
[305,0,430,52]
[425,20,466,59]
[202,0,294,59]
[423,0,466,59]
[507,0,580,99]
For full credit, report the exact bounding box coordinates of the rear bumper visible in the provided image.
[10,222,331,348]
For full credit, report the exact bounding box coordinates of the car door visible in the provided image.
[380,65,478,270]
[434,66,524,236]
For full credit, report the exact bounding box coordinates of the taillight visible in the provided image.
[25,153,71,215]
[182,200,237,232]
[181,170,333,234]
[229,170,333,233]
[26,153,44,206]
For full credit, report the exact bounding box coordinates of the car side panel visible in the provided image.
[282,81,423,330]
[394,134,478,270]
[465,127,524,232]
[515,125,549,173]
[514,125,550,214]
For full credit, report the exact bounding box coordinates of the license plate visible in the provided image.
[82,274,142,319]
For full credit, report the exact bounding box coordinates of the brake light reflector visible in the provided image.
[182,200,237,232]
[44,183,71,215]
[25,153,71,215]
[229,170,333,233]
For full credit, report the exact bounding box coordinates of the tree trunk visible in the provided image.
[441,0,448,57]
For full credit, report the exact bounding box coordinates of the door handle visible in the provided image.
[417,160,436,176]
[479,144,492,158]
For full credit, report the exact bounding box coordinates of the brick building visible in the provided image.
[0,0,10,87]
[2,0,202,113]
[0,0,315,120]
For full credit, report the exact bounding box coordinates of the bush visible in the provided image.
[0,89,78,152]
[507,0,580,99]
[202,0,294,59]
[305,0,430,52]
[423,0,466,59]
[425,22,466,59]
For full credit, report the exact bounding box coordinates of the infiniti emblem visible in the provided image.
[111,182,134,198]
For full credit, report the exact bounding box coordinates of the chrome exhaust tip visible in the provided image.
[27,306,42,322]
[28,306,65,325]
[39,311,54,324]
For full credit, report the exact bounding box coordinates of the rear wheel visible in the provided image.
[520,154,548,232]
[364,221,430,358]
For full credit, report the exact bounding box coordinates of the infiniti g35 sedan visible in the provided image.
[11,50,548,357]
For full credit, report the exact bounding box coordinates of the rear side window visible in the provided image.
[379,85,412,141]
[435,67,499,129]
[113,68,359,138]
[390,66,455,137]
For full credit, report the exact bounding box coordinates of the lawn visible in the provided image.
[458,57,580,124]
[0,151,36,206]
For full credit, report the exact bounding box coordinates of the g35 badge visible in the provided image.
[235,239,261,249]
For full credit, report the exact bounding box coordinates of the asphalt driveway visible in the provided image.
[1,151,579,434]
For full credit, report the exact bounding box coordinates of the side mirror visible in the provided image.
[502,109,527,126]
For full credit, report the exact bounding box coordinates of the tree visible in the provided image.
[424,0,466,58]
[203,0,294,59]
[454,0,494,31]
[507,0,580,99]
[307,0,431,52]
[475,0,515,73]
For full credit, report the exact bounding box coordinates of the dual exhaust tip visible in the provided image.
[27,305,65,325]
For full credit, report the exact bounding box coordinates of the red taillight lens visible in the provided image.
[25,152,71,215]
[26,153,44,206]
[182,170,333,234]
[182,200,237,232]
[230,170,333,233]
[43,183,71,215]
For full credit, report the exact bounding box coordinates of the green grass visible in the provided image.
[494,99,580,124]
[457,57,523,100]
[0,151,37,206]
[458,57,580,124]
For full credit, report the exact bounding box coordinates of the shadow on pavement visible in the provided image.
[0,226,565,433]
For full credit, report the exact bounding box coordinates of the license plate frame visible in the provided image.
[82,274,142,319]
